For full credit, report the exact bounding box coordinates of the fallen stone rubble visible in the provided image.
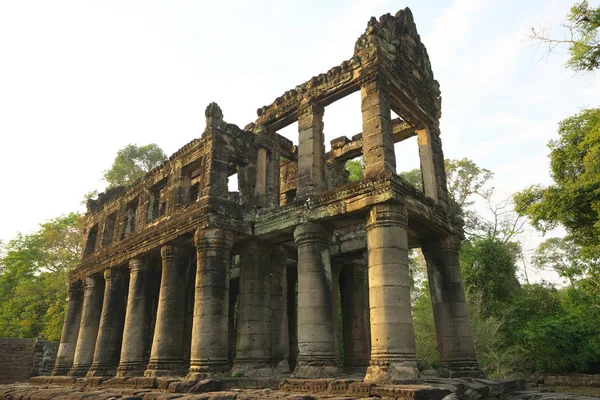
[0,377,597,400]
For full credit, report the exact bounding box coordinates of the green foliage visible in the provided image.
[460,237,521,311]
[445,159,494,208]
[411,285,522,378]
[411,284,440,371]
[345,159,364,182]
[400,158,494,229]
[399,158,493,208]
[532,237,597,286]
[506,283,600,373]
[530,1,600,72]
[466,292,522,378]
[566,1,600,71]
[514,108,600,257]
[399,168,423,190]
[0,213,83,340]
[103,143,167,189]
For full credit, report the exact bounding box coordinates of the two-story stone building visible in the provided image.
[51,8,482,384]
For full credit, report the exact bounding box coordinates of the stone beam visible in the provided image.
[254,58,363,131]
[327,119,415,162]
[254,175,463,240]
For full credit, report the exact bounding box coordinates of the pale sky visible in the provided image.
[1,0,598,283]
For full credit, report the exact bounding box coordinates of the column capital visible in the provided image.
[340,264,367,280]
[271,245,287,264]
[68,280,83,297]
[293,222,332,245]
[238,239,273,255]
[366,203,407,230]
[298,102,324,119]
[103,267,126,282]
[83,273,103,289]
[128,258,148,272]
[194,228,234,251]
[421,235,461,255]
[160,244,185,260]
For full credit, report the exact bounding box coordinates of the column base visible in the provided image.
[292,361,341,379]
[50,365,71,376]
[144,361,187,378]
[343,358,369,374]
[116,362,147,378]
[446,360,485,378]
[187,360,230,380]
[231,360,290,377]
[364,360,419,384]
[86,364,116,378]
[68,364,91,377]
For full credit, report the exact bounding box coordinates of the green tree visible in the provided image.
[514,284,600,373]
[529,1,600,72]
[460,236,521,312]
[345,158,364,182]
[466,291,522,378]
[103,143,167,188]
[399,158,524,242]
[411,284,439,371]
[514,108,600,258]
[532,237,596,287]
[400,158,493,206]
[399,168,423,190]
[445,159,494,209]
[0,213,82,340]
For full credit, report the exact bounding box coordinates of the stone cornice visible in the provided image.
[70,198,250,282]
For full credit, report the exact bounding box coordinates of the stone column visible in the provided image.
[117,258,153,377]
[331,263,342,364]
[287,266,299,371]
[232,241,272,376]
[238,161,257,207]
[188,228,233,379]
[52,281,83,376]
[421,235,482,378]
[254,147,268,207]
[227,278,240,364]
[340,263,370,372]
[270,246,290,373]
[364,204,418,383]
[296,103,326,199]
[360,78,396,179]
[69,274,104,377]
[326,159,349,190]
[292,222,339,378]
[417,126,448,209]
[267,139,281,208]
[145,245,189,377]
[87,268,128,377]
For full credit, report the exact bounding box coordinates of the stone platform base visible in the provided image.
[0,376,594,400]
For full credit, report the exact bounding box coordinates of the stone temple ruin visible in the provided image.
[51,8,482,385]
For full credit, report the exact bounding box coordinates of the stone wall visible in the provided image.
[0,339,58,384]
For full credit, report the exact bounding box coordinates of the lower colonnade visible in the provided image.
[51,204,480,383]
